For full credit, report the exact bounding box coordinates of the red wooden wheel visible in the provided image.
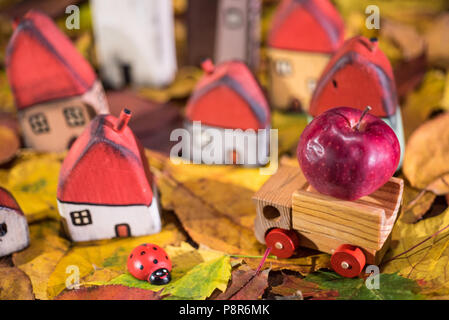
[265,228,300,259]
[331,244,366,278]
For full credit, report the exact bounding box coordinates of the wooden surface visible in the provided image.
[186,0,218,66]
[252,165,308,243]
[292,177,403,260]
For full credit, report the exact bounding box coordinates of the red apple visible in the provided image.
[297,106,400,201]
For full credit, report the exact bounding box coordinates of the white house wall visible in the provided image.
[57,194,161,242]
[185,122,270,166]
[0,208,29,257]
[91,0,177,88]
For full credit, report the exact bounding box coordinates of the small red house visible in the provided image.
[57,109,161,242]
[6,10,109,152]
[184,60,270,165]
[0,187,29,257]
[267,0,344,111]
[309,36,405,163]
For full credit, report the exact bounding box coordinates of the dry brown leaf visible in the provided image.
[55,285,163,300]
[382,207,449,297]
[12,220,71,300]
[215,265,269,300]
[244,252,331,276]
[381,19,425,61]
[400,183,437,223]
[403,111,449,194]
[425,13,449,68]
[159,173,266,256]
[0,266,35,300]
[271,273,338,300]
[0,126,19,165]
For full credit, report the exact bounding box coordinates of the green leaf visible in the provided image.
[100,255,232,300]
[163,256,232,300]
[305,271,423,300]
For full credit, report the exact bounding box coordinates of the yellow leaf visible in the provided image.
[47,218,186,299]
[399,183,436,223]
[138,67,203,103]
[2,152,62,222]
[0,71,15,114]
[12,220,71,300]
[382,208,449,297]
[403,111,449,194]
[96,242,225,294]
[402,70,447,141]
[272,111,308,156]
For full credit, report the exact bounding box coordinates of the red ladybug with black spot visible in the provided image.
[127,243,172,285]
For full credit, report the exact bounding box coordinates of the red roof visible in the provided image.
[268,0,344,53]
[6,10,97,110]
[57,111,154,206]
[309,36,398,117]
[0,187,23,215]
[185,60,270,130]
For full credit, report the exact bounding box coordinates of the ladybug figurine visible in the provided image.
[127,243,172,285]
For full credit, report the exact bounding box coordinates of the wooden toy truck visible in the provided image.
[253,165,403,277]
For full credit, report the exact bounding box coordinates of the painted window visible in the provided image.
[223,7,244,29]
[0,222,7,236]
[275,60,292,76]
[29,113,50,134]
[70,210,92,226]
[307,78,317,93]
[63,107,86,127]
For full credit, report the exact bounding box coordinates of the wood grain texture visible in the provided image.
[252,165,307,243]
[187,0,218,66]
[292,177,403,252]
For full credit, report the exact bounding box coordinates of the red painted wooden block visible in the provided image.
[184,59,270,165]
[309,36,405,165]
[267,0,345,111]
[57,109,161,242]
[0,187,29,257]
[6,10,109,152]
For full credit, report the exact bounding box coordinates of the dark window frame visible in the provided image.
[29,113,50,134]
[0,222,7,237]
[70,210,92,226]
[63,106,86,127]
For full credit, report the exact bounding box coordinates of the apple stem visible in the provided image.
[355,106,372,131]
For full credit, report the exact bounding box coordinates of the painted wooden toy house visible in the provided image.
[57,109,161,242]
[91,0,177,88]
[6,10,109,153]
[184,60,270,166]
[187,0,260,71]
[309,36,405,165]
[267,0,344,111]
[214,0,261,70]
[0,187,29,257]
